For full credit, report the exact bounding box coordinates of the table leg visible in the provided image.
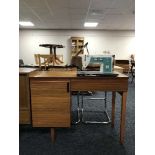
[49,47,55,66]
[120,91,127,144]
[51,128,56,143]
[111,91,116,128]
[53,47,63,65]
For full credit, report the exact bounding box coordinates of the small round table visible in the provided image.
[39,44,64,66]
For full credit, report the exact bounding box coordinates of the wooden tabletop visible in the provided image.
[39,44,64,48]
[19,68,37,74]
[29,69,128,79]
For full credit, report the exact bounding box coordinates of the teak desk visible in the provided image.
[28,68,128,144]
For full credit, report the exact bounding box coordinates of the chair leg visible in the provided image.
[72,92,81,124]
[131,72,135,83]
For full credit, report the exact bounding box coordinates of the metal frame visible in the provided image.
[72,92,81,124]
[81,92,111,124]
[72,91,111,124]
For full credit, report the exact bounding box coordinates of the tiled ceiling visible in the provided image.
[19,0,135,30]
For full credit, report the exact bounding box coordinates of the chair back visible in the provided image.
[71,56,82,70]
[38,54,54,70]
[19,59,24,66]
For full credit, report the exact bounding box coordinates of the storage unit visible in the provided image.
[71,37,84,56]
[30,80,71,127]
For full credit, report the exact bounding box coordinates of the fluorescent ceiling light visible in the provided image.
[84,22,98,27]
[19,21,34,26]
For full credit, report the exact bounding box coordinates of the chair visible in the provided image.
[71,56,84,124]
[37,54,54,70]
[81,92,111,124]
[19,59,24,66]
[71,56,83,70]
[71,56,110,124]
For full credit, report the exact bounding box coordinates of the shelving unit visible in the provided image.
[71,37,84,56]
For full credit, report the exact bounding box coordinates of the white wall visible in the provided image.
[19,29,135,65]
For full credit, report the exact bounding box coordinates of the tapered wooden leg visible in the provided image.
[51,128,56,143]
[120,92,127,144]
[111,91,116,128]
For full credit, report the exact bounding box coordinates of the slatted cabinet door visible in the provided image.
[30,80,71,127]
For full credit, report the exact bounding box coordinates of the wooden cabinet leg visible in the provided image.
[120,92,127,144]
[111,91,116,128]
[51,128,56,143]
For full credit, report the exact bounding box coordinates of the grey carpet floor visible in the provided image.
[19,79,135,155]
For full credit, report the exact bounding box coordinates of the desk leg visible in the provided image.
[51,128,56,143]
[120,91,127,144]
[111,91,116,128]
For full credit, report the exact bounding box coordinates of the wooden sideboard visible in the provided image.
[19,68,37,124]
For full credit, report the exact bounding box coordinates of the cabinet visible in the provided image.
[19,74,31,124]
[71,37,84,56]
[30,80,71,127]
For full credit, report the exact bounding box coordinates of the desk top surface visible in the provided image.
[29,69,128,79]
[19,67,37,74]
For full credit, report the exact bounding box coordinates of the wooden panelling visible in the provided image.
[71,79,128,91]
[19,75,29,108]
[29,70,77,78]
[19,74,31,124]
[32,111,70,127]
[19,110,30,124]
[30,80,71,127]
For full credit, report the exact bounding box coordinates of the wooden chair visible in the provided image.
[38,54,54,70]
[35,54,63,70]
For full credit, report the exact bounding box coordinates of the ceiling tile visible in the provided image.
[69,0,90,9]
[19,0,135,30]
[46,0,69,8]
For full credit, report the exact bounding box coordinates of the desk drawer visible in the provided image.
[71,79,128,91]
[30,80,71,127]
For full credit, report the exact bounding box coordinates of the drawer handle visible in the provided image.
[67,82,70,92]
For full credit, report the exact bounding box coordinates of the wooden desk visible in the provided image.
[28,69,128,144]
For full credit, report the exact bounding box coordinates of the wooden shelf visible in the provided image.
[71,37,84,56]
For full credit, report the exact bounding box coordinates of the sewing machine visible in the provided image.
[83,55,113,74]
